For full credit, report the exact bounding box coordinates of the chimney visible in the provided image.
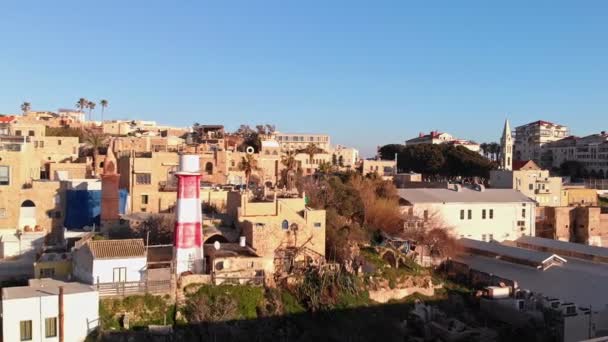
[58,286,64,342]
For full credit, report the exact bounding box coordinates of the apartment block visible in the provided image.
[513,120,569,167]
[545,131,608,178]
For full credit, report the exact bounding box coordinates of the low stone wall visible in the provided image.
[369,286,436,304]
[179,274,212,289]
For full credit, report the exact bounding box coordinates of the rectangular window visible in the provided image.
[489,209,494,219]
[529,184,533,190]
[20,320,32,341]
[423,210,429,221]
[28,130,35,136]
[141,194,149,205]
[136,173,151,184]
[314,222,322,228]
[15,130,22,136]
[460,210,465,220]
[0,166,9,185]
[482,234,487,242]
[45,317,57,338]
[57,139,62,145]
[467,210,472,220]
[489,234,494,241]
[40,268,55,278]
[482,209,486,219]
[522,209,526,218]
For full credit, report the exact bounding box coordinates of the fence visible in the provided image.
[96,279,172,297]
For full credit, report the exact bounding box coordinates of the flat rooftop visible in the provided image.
[2,279,95,300]
[515,236,608,261]
[455,254,608,308]
[398,187,534,204]
[459,238,566,268]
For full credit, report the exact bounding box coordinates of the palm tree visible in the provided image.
[76,98,88,119]
[281,150,298,190]
[99,99,108,122]
[480,143,489,159]
[302,143,319,165]
[238,154,259,190]
[83,129,108,177]
[20,102,31,114]
[87,101,96,122]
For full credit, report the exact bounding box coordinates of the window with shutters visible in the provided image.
[136,173,151,184]
[20,320,32,341]
[45,317,57,338]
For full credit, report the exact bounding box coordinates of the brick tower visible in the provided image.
[100,139,120,235]
[173,154,204,274]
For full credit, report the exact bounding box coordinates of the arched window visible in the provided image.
[21,200,35,207]
[205,162,213,175]
[281,220,289,230]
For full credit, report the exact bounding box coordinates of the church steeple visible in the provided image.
[501,119,513,171]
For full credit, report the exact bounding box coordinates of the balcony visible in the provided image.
[535,188,551,194]
[158,181,177,192]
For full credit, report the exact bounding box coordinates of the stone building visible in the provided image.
[536,206,608,246]
[361,159,396,180]
[490,160,563,207]
[0,135,66,233]
[227,192,326,275]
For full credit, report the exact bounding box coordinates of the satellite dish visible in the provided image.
[214,241,221,250]
[246,146,255,154]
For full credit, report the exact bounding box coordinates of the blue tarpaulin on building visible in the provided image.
[64,189,128,229]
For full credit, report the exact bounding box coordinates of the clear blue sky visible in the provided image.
[2,1,608,156]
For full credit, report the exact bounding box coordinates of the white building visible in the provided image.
[274,132,331,152]
[332,145,359,168]
[514,120,569,167]
[399,185,536,242]
[72,238,147,284]
[405,131,480,153]
[1,278,99,342]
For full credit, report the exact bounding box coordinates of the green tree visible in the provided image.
[377,144,405,160]
[239,154,259,189]
[20,101,31,114]
[83,129,108,176]
[301,143,322,165]
[281,150,298,190]
[99,99,108,122]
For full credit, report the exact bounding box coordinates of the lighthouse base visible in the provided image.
[174,246,204,275]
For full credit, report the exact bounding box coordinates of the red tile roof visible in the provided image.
[87,239,146,259]
[512,160,540,171]
[0,116,16,123]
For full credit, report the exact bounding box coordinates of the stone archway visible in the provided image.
[19,200,36,230]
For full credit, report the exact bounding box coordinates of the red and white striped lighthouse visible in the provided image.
[173,154,203,274]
